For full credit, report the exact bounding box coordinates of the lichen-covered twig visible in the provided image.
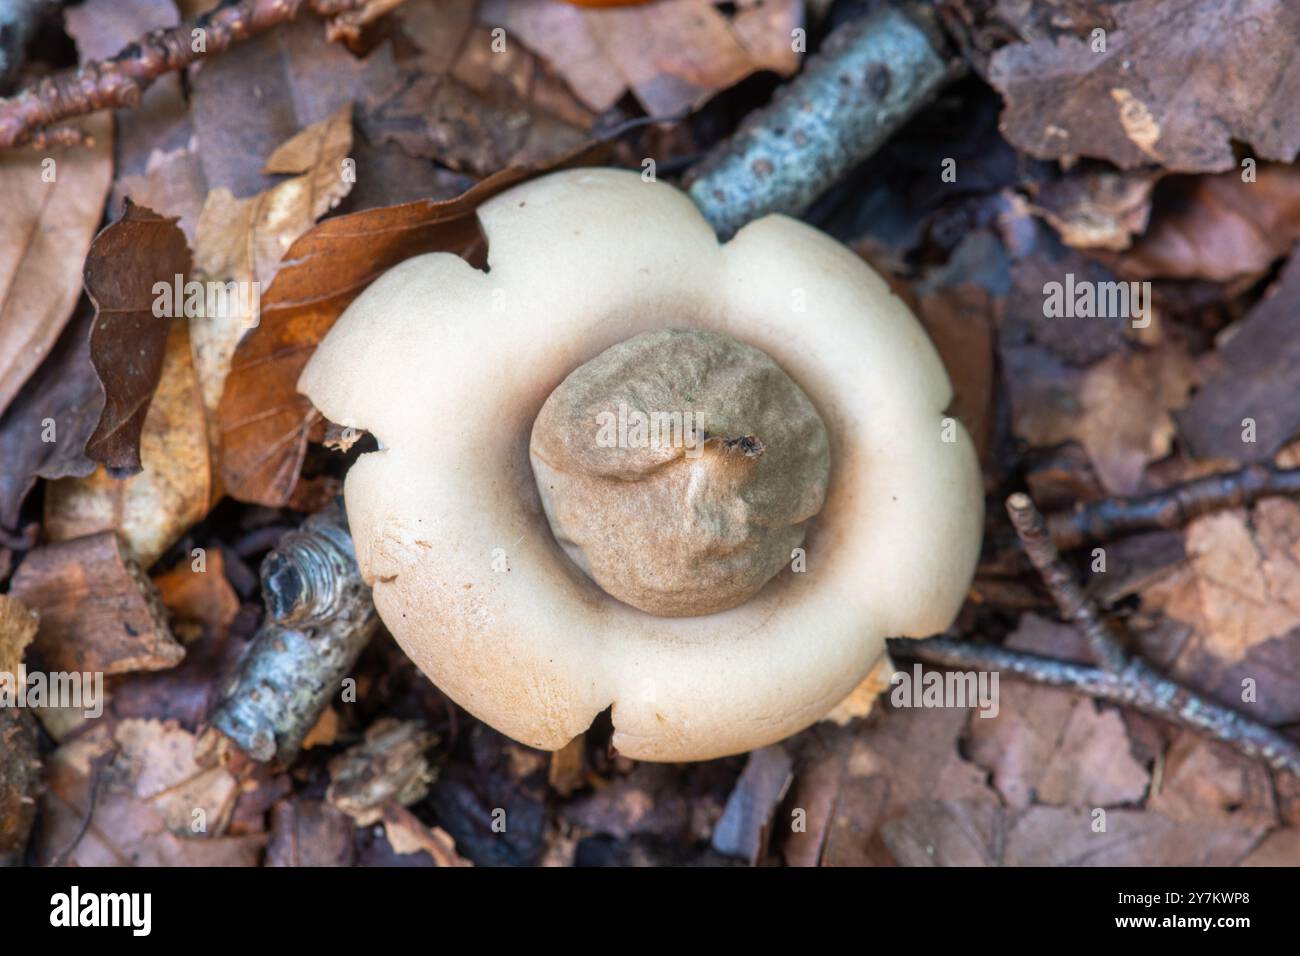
[1045,463,1300,552]
[0,0,391,149]
[204,501,378,764]
[889,491,1300,778]
[686,5,961,239]
[887,636,1300,776]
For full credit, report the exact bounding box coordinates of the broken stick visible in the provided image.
[1045,463,1300,551]
[686,5,961,239]
[205,501,378,764]
[890,492,1300,777]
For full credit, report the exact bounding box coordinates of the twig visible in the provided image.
[0,0,390,149]
[1006,492,1128,672]
[686,5,962,239]
[887,637,1300,777]
[888,491,1300,779]
[1046,463,1300,551]
[202,500,378,764]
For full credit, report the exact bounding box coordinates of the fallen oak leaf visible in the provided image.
[217,139,610,507]
[84,201,193,475]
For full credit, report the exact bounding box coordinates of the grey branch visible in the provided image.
[206,501,378,764]
[686,5,961,239]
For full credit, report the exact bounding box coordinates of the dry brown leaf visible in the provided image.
[152,547,240,637]
[481,0,802,117]
[917,283,996,462]
[967,679,1149,809]
[44,321,211,568]
[1175,253,1300,464]
[265,798,356,866]
[367,63,591,177]
[217,141,608,506]
[9,532,182,675]
[476,0,624,112]
[822,705,998,866]
[117,144,208,244]
[969,615,1152,812]
[326,719,438,826]
[36,720,264,866]
[1147,732,1276,831]
[1115,166,1300,281]
[1011,345,1194,495]
[882,802,1261,867]
[1073,347,1193,495]
[1240,828,1300,866]
[0,593,37,675]
[368,4,595,177]
[559,763,698,843]
[0,113,113,418]
[990,0,1300,173]
[191,104,355,414]
[381,801,473,866]
[1030,168,1158,251]
[1149,501,1300,666]
[0,307,105,530]
[83,202,193,475]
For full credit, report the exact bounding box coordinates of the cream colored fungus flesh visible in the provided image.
[298,168,983,762]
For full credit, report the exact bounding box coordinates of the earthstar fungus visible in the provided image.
[298,168,982,762]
